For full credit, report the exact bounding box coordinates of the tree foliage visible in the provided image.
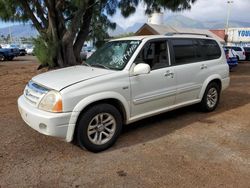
[0,0,196,68]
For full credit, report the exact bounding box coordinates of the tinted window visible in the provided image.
[171,38,221,65]
[199,39,221,60]
[136,40,169,70]
[232,47,242,51]
[171,39,198,64]
[243,47,250,52]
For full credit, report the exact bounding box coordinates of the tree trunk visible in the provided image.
[73,0,94,63]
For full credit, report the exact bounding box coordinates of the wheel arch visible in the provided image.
[199,75,222,99]
[65,92,130,142]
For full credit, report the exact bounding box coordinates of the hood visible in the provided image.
[32,65,114,91]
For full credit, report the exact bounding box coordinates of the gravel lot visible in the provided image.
[0,56,249,187]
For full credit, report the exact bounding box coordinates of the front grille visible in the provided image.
[24,81,49,106]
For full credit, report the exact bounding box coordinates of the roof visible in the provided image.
[135,23,225,43]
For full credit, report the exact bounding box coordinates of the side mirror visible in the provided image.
[133,63,150,75]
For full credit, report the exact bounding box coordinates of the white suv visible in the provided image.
[18,34,230,152]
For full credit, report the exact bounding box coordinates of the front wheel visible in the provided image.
[200,82,220,112]
[76,104,122,152]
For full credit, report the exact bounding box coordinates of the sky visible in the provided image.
[110,0,250,29]
[0,0,250,29]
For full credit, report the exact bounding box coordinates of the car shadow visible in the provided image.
[109,89,250,151]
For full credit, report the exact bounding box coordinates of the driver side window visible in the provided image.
[135,40,169,70]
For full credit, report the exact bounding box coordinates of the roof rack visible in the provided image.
[165,32,211,37]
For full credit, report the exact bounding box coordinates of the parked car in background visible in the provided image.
[243,47,250,60]
[19,48,27,56]
[80,46,95,60]
[25,45,34,55]
[10,45,27,56]
[0,45,19,61]
[224,48,238,70]
[225,46,246,61]
[18,34,230,152]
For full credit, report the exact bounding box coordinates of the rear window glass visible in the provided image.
[171,38,221,65]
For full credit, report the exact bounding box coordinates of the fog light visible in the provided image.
[39,123,47,130]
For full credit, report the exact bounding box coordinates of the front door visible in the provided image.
[129,39,177,118]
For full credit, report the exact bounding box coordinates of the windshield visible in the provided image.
[86,40,141,70]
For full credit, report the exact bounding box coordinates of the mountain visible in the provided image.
[205,20,250,29]
[0,24,38,38]
[108,24,124,36]
[165,15,205,29]
[124,23,144,33]
[1,15,250,38]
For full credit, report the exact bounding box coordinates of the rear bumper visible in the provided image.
[222,77,230,91]
[18,95,72,139]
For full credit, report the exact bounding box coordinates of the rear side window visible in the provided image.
[199,39,221,60]
[244,47,250,52]
[170,38,221,65]
[171,39,198,64]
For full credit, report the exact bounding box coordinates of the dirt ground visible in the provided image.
[0,56,249,188]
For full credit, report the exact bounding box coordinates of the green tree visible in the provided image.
[0,0,196,68]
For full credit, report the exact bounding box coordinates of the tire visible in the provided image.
[200,82,220,112]
[0,54,4,61]
[76,103,122,152]
[6,56,14,61]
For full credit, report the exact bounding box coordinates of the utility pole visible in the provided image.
[225,1,233,44]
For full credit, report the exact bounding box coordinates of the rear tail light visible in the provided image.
[226,52,229,60]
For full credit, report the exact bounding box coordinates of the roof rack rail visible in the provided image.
[165,32,211,37]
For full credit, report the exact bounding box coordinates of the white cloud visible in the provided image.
[181,0,250,21]
[110,0,250,29]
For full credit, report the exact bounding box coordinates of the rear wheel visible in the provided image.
[200,82,220,112]
[76,103,122,152]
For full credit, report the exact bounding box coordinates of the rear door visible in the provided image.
[169,38,221,104]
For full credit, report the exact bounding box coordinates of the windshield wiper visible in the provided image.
[91,63,110,70]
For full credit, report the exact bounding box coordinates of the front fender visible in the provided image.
[65,91,130,142]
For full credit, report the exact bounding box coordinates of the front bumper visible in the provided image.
[18,95,72,139]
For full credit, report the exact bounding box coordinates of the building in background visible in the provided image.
[226,28,250,47]
[135,23,225,43]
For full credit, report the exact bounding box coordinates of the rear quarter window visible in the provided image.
[170,38,221,65]
[199,39,221,60]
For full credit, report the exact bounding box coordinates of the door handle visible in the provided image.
[200,64,207,69]
[164,70,174,78]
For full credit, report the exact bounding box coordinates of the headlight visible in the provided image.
[38,90,63,112]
